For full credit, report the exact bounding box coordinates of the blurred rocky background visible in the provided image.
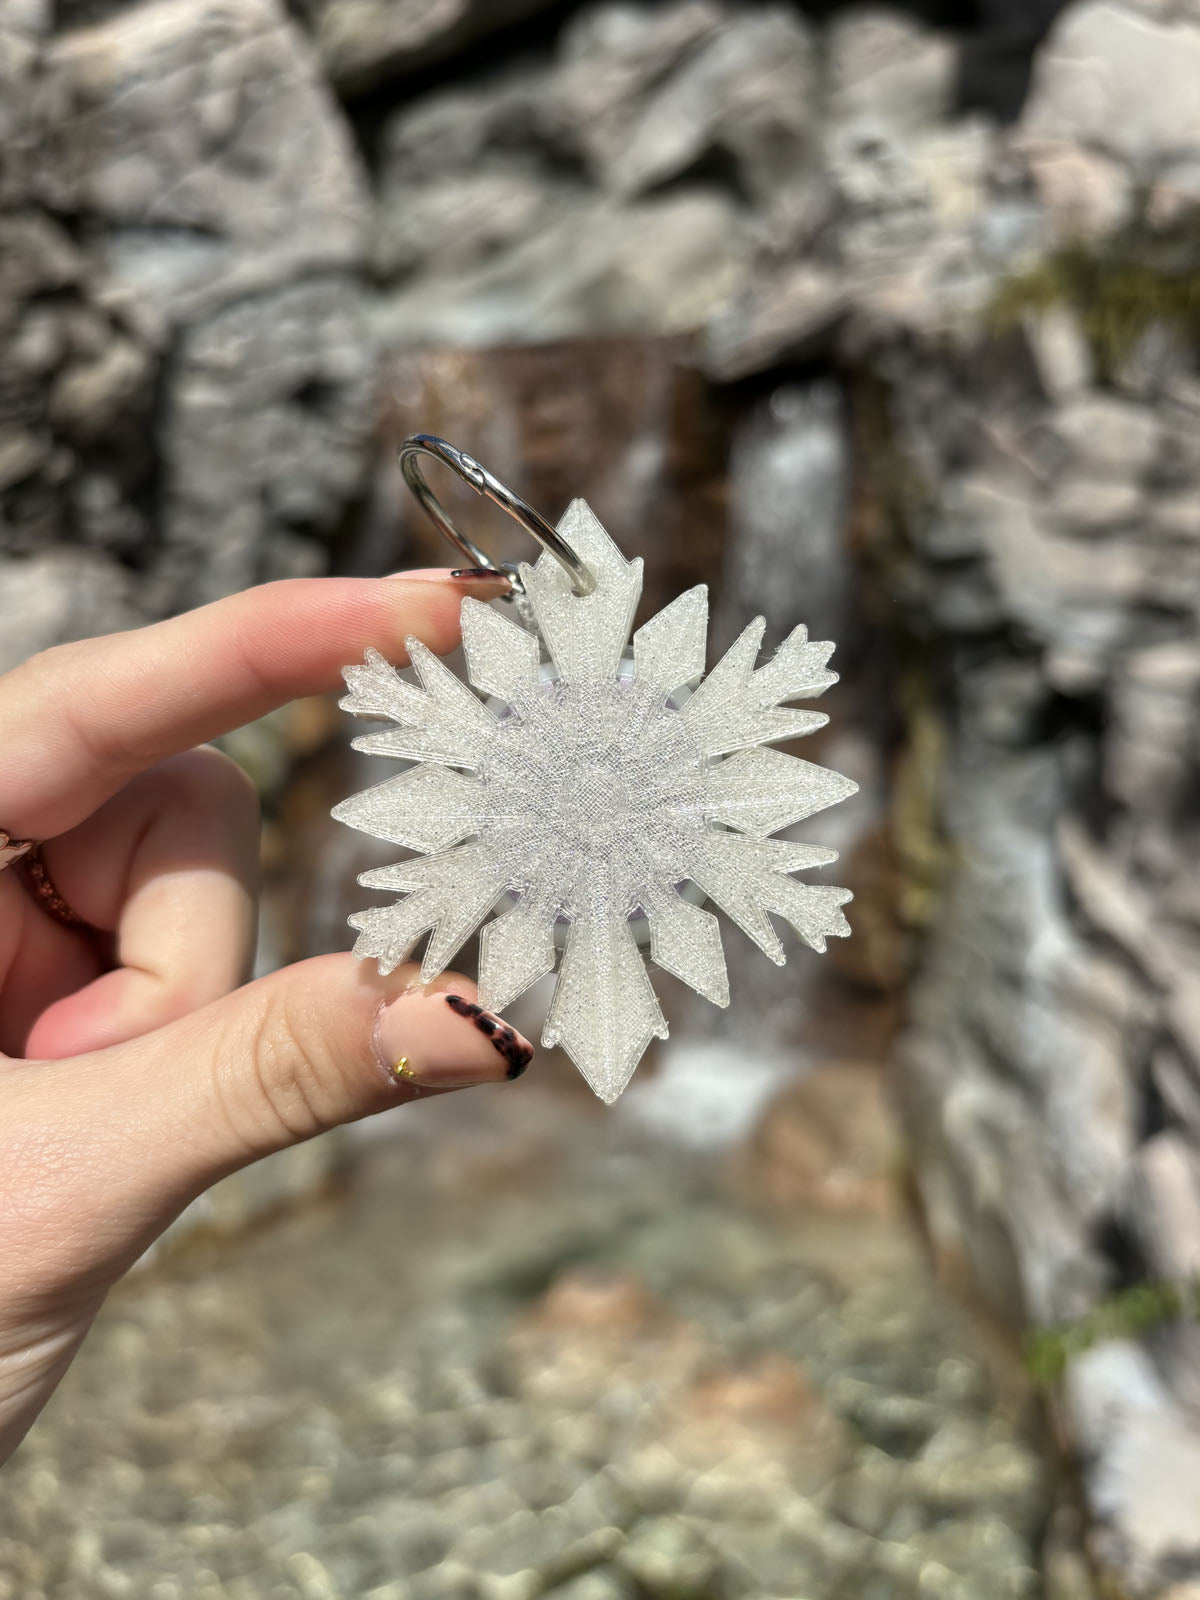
[4,0,1200,1594]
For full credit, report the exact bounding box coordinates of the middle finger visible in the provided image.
[14,747,260,1060]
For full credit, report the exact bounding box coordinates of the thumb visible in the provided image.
[166,952,535,1178]
[9,955,534,1289]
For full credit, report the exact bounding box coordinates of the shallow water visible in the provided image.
[0,1083,1049,1600]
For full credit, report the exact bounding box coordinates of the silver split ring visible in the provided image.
[397,434,597,599]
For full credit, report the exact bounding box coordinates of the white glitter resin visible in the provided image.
[333,500,859,1103]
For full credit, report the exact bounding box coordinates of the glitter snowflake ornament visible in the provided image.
[334,490,859,1104]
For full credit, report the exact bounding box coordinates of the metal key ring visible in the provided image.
[398,434,596,599]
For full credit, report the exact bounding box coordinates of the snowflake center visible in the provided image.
[481,681,696,879]
[572,760,628,817]
[558,757,645,855]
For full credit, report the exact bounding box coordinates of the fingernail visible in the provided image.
[373,989,534,1090]
[450,567,510,584]
[385,566,509,586]
[385,567,456,580]
[444,993,534,1078]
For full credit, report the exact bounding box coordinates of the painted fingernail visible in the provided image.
[373,989,534,1090]
[444,993,534,1078]
[449,567,510,584]
[385,566,509,586]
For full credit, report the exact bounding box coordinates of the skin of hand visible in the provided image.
[0,571,534,1465]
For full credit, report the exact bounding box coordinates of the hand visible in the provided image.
[0,572,533,1464]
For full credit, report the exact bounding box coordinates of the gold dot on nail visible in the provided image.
[393,1056,414,1079]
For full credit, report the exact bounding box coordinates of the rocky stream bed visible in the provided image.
[0,1084,1053,1600]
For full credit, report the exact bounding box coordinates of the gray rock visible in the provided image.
[1148,152,1200,224]
[1105,641,1200,813]
[1020,0,1200,173]
[1066,1342,1200,1591]
[154,275,374,609]
[856,130,1200,1580]
[899,776,1135,1327]
[305,0,556,95]
[1115,320,1198,402]
[0,546,142,673]
[0,211,160,558]
[368,4,817,344]
[0,2,51,209]
[376,66,548,183]
[1126,1129,1200,1414]
[48,0,367,317]
[1057,819,1176,989]
[1024,305,1095,400]
[542,1572,634,1600]
[367,3,996,368]
[827,8,957,135]
[549,1,724,182]
[1020,139,1133,242]
[370,69,568,282]
[371,167,564,283]
[589,6,817,203]
[705,263,848,380]
[939,477,1142,660]
[1050,395,1161,479]
[1152,1050,1200,1145]
[1149,494,1200,539]
[371,190,750,347]
[1051,475,1143,533]
[0,0,376,629]
[703,81,1004,376]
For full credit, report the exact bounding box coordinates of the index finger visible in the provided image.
[0,573,506,841]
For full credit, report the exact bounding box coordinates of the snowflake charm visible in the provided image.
[333,500,858,1103]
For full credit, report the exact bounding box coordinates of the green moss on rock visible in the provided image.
[1027,1278,1200,1385]
[991,213,1200,379]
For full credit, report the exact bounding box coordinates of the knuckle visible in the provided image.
[20,638,87,681]
[4,642,130,784]
[227,984,341,1153]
